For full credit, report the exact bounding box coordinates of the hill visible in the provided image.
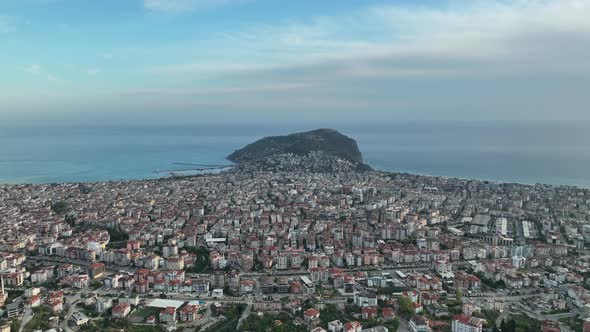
[227,129,372,172]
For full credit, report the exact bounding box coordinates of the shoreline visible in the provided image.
[0,166,587,191]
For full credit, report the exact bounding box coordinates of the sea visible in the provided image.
[1,122,589,188]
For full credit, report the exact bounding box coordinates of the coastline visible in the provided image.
[1,166,587,191]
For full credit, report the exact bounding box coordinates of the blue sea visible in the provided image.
[1,123,589,187]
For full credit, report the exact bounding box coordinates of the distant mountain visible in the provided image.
[227,129,372,172]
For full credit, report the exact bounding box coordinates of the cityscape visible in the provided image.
[1,146,590,332]
[2,0,590,331]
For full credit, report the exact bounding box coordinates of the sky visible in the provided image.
[1,0,590,125]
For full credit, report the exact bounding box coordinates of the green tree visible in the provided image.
[398,296,415,318]
[456,289,463,303]
[51,201,68,214]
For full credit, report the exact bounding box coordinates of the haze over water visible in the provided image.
[1,122,589,187]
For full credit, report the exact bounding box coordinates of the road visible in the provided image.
[61,293,82,332]
[18,307,33,332]
[515,302,578,321]
[236,302,253,330]
[398,319,411,332]
[29,254,451,278]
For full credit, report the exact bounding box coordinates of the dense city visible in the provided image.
[1,164,590,332]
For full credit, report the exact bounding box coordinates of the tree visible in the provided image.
[500,319,516,332]
[456,289,463,303]
[51,201,68,214]
[398,296,415,318]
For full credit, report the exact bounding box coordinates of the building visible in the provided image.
[179,304,200,322]
[360,327,389,332]
[112,303,131,318]
[304,308,321,326]
[328,320,344,332]
[87,262,106,279]
[452,314,485,332]
[409,315,431,332]
[6,302,22,318]
[96,297,113,313]
[120,295,140,306]
[70,312,89,326]
[24,287,41,298]
[381,307,395,321]
[159,306,177,323]
[48,299,63,313]
[361,307,378,320]
[354,293,378,307]
[0,276,7,307]
[28,294,42,308]
[542,320,561,332]
[211,288,224,299]
[311,328,328,332]
[344,321,363,332]
[300,276,316,294]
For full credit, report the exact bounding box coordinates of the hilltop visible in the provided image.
[227,129,372,172]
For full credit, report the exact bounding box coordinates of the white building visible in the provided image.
[452,315,484,332]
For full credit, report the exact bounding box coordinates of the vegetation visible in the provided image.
[131,307,161,321]
[559,316,584,332]
[184,246,211,273]
[78,303,101,318]
[10,319,21,332]
[473,309,500,327]
[7,289,24,302]
[203,304,245,332]
[375,286,410,295]
[242,312,306,332]
[51,201,68,214]
[107,227,129,243]
[41,280,60,291]
[398,296,415,318]
[500,315,541,332]
[24,306,53,331]
[80,318,165,332]
[227,129,366,165]
[473,272,506,289]
[318,303,358,327]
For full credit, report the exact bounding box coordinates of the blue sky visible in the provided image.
[1,0,590,125]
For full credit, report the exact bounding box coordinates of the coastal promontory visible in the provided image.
[227,128,372,172]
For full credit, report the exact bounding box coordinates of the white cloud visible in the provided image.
[151,0,590,80]
[24,64,64,83]
[7,0,590,122]
[119,83,310,96]
[144,0,237,13]
[87,68,100,76]
[46,74,63,83]
[0,16,16,34]
[134,1,590,121]
[24,64,42,74]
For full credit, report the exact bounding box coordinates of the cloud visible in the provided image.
[144,0,237,13]
[150,1,590,85]
[24,64,42,74]
[87,68,100,76]
[46,74,63,83]
[6,0,590,123]
[119,83,310,96]
[0,16,16,34]
[23,64,64,83]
